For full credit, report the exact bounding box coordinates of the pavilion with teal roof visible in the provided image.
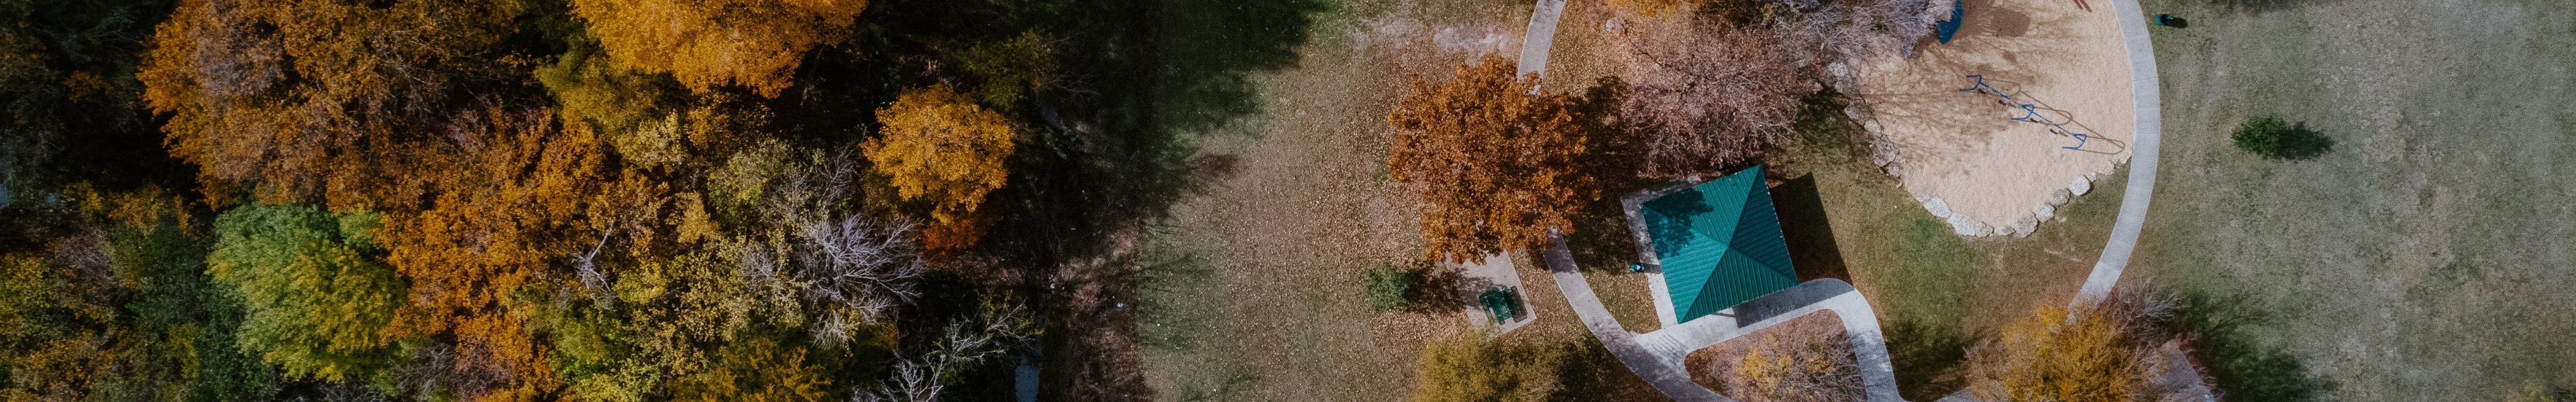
[1625,165,1799,325]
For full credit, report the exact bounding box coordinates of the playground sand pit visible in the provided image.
[1853,0,2136,237]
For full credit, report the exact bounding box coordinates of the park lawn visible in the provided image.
[2135,0,2576,400]
[1129,0,1672,400]
[1776,93,2132,400]
[1555,89,2133,400]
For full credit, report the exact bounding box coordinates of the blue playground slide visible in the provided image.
[1937,0,1965,44]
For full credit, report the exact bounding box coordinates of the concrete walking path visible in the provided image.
[1517,0,2172,399]
[1544,235,1904,402]
[2073,0,2164,306]
[1515,0,1567,78]
[1542,236,1732,402]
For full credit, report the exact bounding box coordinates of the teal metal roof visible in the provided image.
[1642,165,1797,324]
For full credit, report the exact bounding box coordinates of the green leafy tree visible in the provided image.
[206,204,405,381]
[2232,115,2289,157]
[671,336,833,402]
[944,31,1060,113]
[1364,263,1413,312]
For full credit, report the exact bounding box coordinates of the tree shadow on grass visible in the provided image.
[942,0,1331,401]
[1561,77,1662,272]
[2174,290,2337,401]
[1546,336,1671,401]
[1403,262,1472,314]
[1884,319,1980,401]
[2266,122,2336,161]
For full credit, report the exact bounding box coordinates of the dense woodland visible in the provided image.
[0,0,1941,400]
[0,0,1244,399]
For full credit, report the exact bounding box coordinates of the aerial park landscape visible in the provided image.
[0,0,2570,401]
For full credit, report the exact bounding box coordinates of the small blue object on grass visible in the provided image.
[2153,13,2187,27]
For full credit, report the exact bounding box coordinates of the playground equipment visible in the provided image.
[1936,0,1964,44]
[1960,74,2090,150]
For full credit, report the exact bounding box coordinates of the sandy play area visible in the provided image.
[1854,0,2136,237]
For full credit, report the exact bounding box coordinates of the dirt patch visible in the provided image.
[1854,0,2137,237]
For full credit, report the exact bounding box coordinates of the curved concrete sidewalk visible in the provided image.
[1515,0,1567,78]
[1544,235,1904,402]
[1517,0,2169,399]
[2072,0,2163,306]
[1542,237,1731,402]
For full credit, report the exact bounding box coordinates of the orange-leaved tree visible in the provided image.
[138,0,525,208]
[1386,55,1592,263]
[378,107,638,401]
[569,0,868,96]
[863,84,1015,251]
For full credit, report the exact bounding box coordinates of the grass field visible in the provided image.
[1776,94,2135,400]
[1126,0,1658,400]
[2135,0,2576,400]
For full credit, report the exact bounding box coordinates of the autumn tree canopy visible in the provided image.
[1386,56,1592,262]
[139,0,526,208]
[569,0,869,96]
[17,0,1138,399]
[206,204,404,381]
[864,84,1016,250]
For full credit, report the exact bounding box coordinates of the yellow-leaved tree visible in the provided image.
[864,84,1015,251]
[1964,304,2153,402]
[1409,330,1562,402]
[569,0,868,96]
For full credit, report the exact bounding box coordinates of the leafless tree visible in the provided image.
[853,300,1037,402]
[794,214,925,345]
[754,151,927,346]
[1615,16,1821,178]
[1763,0,1939,62]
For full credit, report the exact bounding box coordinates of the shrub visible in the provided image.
[2508,381,2563,402]
[1408,331,1560,402]
[2232,115,2290,157]
[1964,305,2143,401]
[1364,263,1413,312]
[1962,289,2186,402]
[1730,334,1864,402]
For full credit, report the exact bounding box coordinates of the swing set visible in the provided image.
[1960,74,2090,150]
